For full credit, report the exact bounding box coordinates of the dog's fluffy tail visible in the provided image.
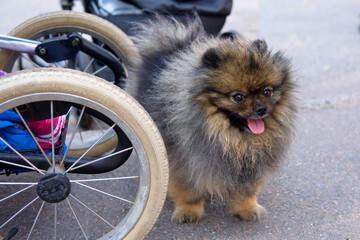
[131,14,206,62]
[126,14,207,102]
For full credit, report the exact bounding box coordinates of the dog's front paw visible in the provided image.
[172,204,204,223]
[232,204,266,221]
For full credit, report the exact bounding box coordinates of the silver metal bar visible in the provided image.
[75,182,134,204]
[69,194,115,229]
[60,106,86,166]
[0,196,39,229]
[0,136,45,175]
[66,198,88,240]
[0,185,35,203]
[0,159,46,173]
[27,201,45,240]
[14,107,51,166]
[0,34,39,54]
[68,147,133,172]
[70,175,139,183]
[0,182,37,185]
[54,203,57,240]
[64,124,116,174]
[50,100,55,170]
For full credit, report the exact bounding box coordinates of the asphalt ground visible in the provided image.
[0,0,359,239]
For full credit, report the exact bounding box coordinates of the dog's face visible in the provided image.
[198,39,292,135]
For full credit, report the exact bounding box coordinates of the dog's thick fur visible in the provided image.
[126,15,296,223]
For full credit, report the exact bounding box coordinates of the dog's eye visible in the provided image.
[232,93,246,103]
[263,89,272,97]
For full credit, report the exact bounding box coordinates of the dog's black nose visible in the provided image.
[254,105,267,116]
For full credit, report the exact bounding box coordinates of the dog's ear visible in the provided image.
[252,39,267,54]
[202,48,221,69]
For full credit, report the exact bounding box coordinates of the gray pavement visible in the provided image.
[0,0,359,239]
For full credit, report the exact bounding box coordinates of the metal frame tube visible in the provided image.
[0,34,40,54]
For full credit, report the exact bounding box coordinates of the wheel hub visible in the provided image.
[37,173,71,203]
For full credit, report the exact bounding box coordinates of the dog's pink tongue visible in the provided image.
[247,119,265,134]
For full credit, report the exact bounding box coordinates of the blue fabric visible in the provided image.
[0,111,67,173]
[0,111,37,152]
[0,110,23,122]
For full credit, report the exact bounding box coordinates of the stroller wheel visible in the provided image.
[0,68,168,240]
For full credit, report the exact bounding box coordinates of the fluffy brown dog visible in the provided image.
[127,15,296,223]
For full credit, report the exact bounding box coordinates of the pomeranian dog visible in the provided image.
[126,15,296,223]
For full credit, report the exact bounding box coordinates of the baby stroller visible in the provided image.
[61,0,233,36]
[0,11,167,240]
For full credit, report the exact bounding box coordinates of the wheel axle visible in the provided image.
[37,173,71,203]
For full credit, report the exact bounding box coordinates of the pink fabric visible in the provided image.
[27,116,65,150]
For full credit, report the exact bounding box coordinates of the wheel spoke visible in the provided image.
[0,196,39,229]
[50,100,55,170]
[75,182,134,204]
[64,124,116,174]
[54,203,57,240]
[83,43,104,73]
[78,126,84,142]
[60,106,86,166]
[92,65,108,76]
[66,198,88,240]
[0,184,35,203]
[93,118,105,134]
[68,147,133,172]
[83,57,95,73]
[26,201,45,240]
[69,194,115,228]
[0,160,46,173]
[14,107,51,166]
[0,182,37,186]
[70,176,139,183]
[0,137,44,175]
[74,54,79,70]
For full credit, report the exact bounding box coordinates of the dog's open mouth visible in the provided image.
[247,118,265,134]
[227,111,265,135]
